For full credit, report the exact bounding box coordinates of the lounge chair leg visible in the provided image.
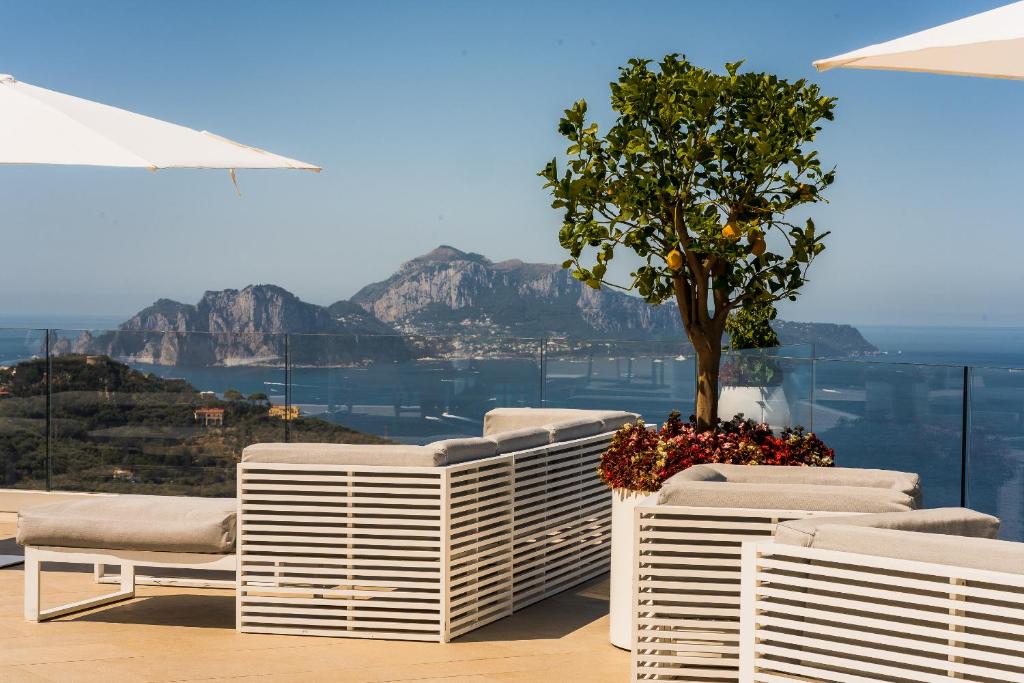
[121,563,135,597]
[24,548,137,623]
[24,549,40,622]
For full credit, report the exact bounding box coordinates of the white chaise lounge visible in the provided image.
[236,407,636,642]
[631,463,922,682]
[739,508,1013,682]
[18,495,236,622]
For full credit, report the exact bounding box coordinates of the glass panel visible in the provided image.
[969,367,1024,540]
[287,334,543,445]
[812,359,964,508]
[543,339,695,426]
[719,348,813,430]
[0,328,48,489]
[48,329,287,496]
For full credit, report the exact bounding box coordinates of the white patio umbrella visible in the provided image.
[814,1,1024,80]
[0,74,318,567]
[0,73,320,186]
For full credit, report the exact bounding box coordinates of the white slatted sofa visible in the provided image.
[18,495,236,622]
[236,407,637,642]
[631,463,922,682]
[739,508,1013,682]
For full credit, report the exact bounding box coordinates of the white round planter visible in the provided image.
[718,385,790,429]
[609,488,653,650]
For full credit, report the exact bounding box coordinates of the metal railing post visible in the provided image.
[961,365,971,507]
[809,344,816,433]
[538,338,546,408]
[284,334,291,443]
[45,329,52,492]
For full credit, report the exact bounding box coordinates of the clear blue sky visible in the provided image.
[1,0,1021,327]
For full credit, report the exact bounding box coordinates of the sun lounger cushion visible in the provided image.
[795,524,1024,575]
[17,495,236,554]
[774,507,1000,547]
[486,427,551,453]
[656,481,914,513]
[669,464,922,506]
[243,437,498,467]
[598,411,640,432]
[483,408,637,436]
[544,417,604,442]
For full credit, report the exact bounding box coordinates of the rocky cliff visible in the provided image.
[120,285,396,336]
[348,245,876,356]
[59,285,412,366]
[348,245,681,339]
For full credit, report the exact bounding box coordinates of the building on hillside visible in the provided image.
[111,467,135,482]
[194,407,225,427]
[269,405,301,421]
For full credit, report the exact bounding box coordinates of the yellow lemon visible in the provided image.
[721,223,740,240]
[666,249,683,271]
[751,238,767,257]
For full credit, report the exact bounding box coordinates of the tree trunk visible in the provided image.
[669,264,727,431]
[694,341,721,431]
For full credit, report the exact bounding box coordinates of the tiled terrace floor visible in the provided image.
[0,523,628,682]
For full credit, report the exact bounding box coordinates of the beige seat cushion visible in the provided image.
[243,437,497,467]
[774,507,1000,547]
[656,481,914,513]
[483,408,637,436]
[801,525,1024,575]
[598,411,640,432]
[669,463,922,506]
[544,417,604,442]
[17,495,236,554]
[485,427,551,453]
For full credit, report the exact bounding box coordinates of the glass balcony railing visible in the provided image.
[1,328,1022,539]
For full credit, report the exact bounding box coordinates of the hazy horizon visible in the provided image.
[2,1,1022,327]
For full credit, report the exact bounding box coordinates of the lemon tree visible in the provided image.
[540,54,835,429]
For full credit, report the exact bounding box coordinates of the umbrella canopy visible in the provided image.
[814,1,1024,80]
[0,73,320,171]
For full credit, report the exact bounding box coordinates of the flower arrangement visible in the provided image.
[597,411,834,492]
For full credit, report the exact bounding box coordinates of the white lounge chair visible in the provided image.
[18,495,236,622]
[631,464,922,682]
[739,508,1012,682]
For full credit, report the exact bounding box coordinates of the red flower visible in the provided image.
[597,411,834,492]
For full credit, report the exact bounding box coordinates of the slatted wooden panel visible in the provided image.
[632,506,841,682]
[512,434,612,611]
[237,433,614,642]
[741,541,1024,683]
[237,463,447,641]
[446,456,515,640]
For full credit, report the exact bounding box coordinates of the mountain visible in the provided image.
[771,321,877,358]
[121,285,396,336]
[348,245,682,340]
[62,248,876,364]
[58,285,414,366]
[347,245,876,357]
